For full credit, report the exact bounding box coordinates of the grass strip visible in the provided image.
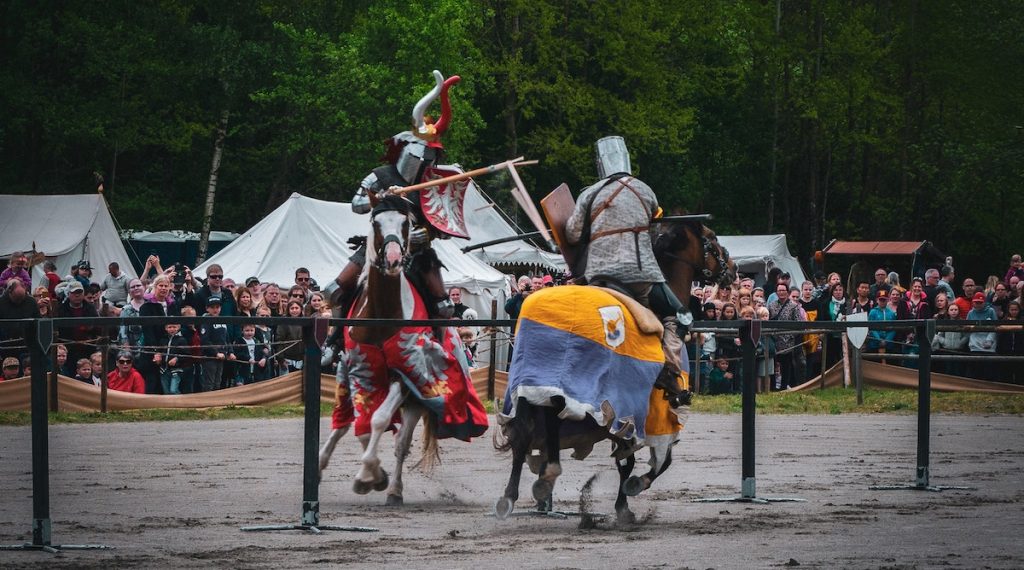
[0,389,1021,426]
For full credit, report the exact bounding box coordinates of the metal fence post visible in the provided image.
[871,319,972,492]
[241,318,376,534]
[1,319,110,552]
[695,319,803,504]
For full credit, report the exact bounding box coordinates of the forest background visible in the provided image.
[2,1,1022,280]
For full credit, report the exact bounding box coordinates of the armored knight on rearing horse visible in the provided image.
[329,69,468,320]
[318,71,489,505]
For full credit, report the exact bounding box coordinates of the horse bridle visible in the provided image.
[658,228,731,286]
[370,208,412,274]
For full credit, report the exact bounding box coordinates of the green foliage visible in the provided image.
[0,1,1020,276]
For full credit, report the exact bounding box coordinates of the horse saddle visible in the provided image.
[593,286,663,337]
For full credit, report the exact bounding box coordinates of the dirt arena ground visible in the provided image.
[1,413,1022,569]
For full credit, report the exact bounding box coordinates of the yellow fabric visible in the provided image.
[521,285,663,363]
[804,308,820,353]
[645,368,689,436]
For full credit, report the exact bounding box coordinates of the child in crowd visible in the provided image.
[156,322,190,395]
[73,358,96,385]
[254,305,278,377]
[199,297,229,392]
[178,305,202,393]
[232,324,269,385]
[707,357,733,395]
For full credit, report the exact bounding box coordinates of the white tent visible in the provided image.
[717,234,807,286]
[0,194,137,284]
[452,175,565,272]
[194,193,511,321]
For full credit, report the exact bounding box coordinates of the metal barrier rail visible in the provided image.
[0,314,516,551]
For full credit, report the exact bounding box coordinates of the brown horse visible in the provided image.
[495,219,734,522]
[318,196,487,506]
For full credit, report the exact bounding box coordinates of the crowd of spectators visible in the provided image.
[0,251,1022,396]
[689,256,1024,392]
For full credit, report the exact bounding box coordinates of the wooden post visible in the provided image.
[819,334,828,390]
[853,342,863,405]
[487,299,498,401]
[841,332,851,388]
[692,336,701,394]
[48,342,58,412]
[100,345,109,413]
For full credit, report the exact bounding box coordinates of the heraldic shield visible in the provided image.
[420,166,470,238]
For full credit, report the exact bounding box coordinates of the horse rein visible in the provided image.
[370,208,413,274]
[657,229,730,286]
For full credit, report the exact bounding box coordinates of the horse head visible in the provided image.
[368,195,414,277]
[698,225,737,289]
[654,219,737,294]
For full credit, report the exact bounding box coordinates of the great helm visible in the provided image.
[594,136,632,179]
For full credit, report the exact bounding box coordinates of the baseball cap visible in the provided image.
[2,357,19,369]
[67,281,85,293]
[972,292,986,303]
[877,290,889,299]
[703,302,717,311]
[206,296,223,306]
[77,260,92,270]
[245,276,260,287]
[541,275,553,285]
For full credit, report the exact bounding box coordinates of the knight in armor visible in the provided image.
[331,70,462,319]
[565,136,691,406]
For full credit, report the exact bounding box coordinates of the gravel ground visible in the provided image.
[1,413,1022,569]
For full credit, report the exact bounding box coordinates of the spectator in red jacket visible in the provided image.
[107,350,145,394]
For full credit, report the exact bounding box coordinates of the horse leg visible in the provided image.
[385,403,421,506]
[318,426,349,482]
[353,381,403,495]
[532,403,563,511]
[495,400,533,520]
[624,441,675,497]
[615,453,637,524]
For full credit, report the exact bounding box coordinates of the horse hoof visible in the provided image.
[352,479,374,495]
[532,479,554,503]
[616,508,636,525]
[385,494,403,507]
[373,469,390,492]
[494,497,514,520]
[623,476,645,497]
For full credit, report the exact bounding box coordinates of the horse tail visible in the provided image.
[414,410,441,472]
[494,397,531,454]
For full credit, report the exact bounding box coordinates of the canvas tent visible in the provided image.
[194,192,511,321]
[124,230,240,272]
[0,194,137,284]
[717,234,806,286]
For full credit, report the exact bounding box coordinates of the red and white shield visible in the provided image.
[420,166,469,238]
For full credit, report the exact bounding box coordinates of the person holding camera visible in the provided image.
[504,275,533,327]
